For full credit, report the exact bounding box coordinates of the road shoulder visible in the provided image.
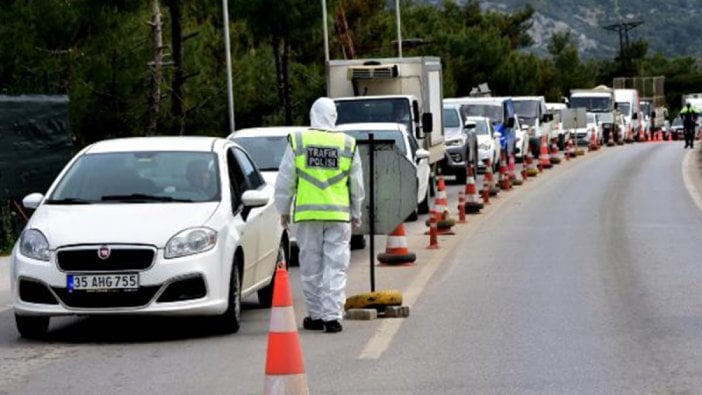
[683,146,702,211]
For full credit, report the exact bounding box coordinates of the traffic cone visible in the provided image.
[607,130,615,146]
[427,209,439,249]
[457,191,467,223]
[564,138,572,161]
[525,151,538,177]
[511,153,524,186]
[539,136,552,169]
[508,153,517,180]
[431,175,455,234]
[264,264,309,395]
[483,158,500,195]
[667,130,672,141]
[464,163,483,213]
[498,152,512,190]
[588,130,599,151]
[377,224,416,266]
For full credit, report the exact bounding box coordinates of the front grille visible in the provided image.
[57,247,155,272]
[52,286,160,308]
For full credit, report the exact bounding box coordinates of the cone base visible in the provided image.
[464,202,483,213]
[264,374,309,395]
[377,252,417,265]
[512,178,524,186]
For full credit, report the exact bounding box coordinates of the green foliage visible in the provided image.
[1,0,702,147]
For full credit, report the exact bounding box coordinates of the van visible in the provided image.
[613,89,640,141]
[513,96,556,157]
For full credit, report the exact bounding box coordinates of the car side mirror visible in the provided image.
[421,113,433,136]
[242,189,268,208]
[415,149,430,160]
[22,193,44,209]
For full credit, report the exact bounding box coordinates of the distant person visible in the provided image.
[680,103,697,149]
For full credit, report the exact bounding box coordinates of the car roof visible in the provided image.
[512,96,545,102]
[444,97,507,105]
[463,116,490,124]
[228,126,307,139]
[83,136,226,154]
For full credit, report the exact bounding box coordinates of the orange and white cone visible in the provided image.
[484,158,500,195]
[565,139,572,161]
[426,175,455,235]
[589,130,599,151]
[457,191,467,223]
[264,263,309,395]
[377,224,416,266]
[464,163,483,213]
[607,130,615,146]
[550,140,562,165]
[498,151,512,190]
[525,150,538,177]
[427,209,439,249]
[539,136,552,169]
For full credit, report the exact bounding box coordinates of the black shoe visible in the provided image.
[302,317,324,330]
[323,320,343,333]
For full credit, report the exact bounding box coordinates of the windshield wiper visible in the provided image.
[257,167,280,171]
[45,198,93,205]
[101,194,192,203]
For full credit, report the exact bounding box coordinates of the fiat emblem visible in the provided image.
[97,245,111,260]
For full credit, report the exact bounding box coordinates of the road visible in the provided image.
[1,142,702,394]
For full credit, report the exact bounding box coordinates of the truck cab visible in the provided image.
[570,86,619,144]
[613,89,641,141]
[513,96,556,155]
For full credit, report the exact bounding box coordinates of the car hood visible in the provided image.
[444,127,463,140]
[29,203,220,248]
[476,135,492,145]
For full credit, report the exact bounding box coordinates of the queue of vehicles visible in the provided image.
[9,54,695,340]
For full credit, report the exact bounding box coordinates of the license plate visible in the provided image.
[67,273,139,292]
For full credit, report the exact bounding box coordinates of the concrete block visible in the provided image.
[345,308,378,320]
[382,305,410,318]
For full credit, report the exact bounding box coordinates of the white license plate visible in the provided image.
[67,274,139,291]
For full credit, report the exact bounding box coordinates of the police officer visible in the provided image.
[274,97,365,333]
[680,102,697,149]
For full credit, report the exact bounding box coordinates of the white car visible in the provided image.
[10,136,288,338]
[465,116,501,172]
[574,112,601,146]
[227,126,305,261]
[335,122,431,220]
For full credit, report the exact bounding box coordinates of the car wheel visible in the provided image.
[216,259,242,334]
[257,242,288,307]
[15,314,49,339]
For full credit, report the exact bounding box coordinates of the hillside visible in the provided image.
[423,0,702,59]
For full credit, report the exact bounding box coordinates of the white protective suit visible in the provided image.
[274,97,365,322]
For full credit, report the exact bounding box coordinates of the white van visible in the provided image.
[613,89,641,141]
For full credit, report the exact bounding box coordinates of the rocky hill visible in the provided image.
[423,0,702,59]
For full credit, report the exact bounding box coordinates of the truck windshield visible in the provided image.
[640,102,651,116]
[335,98,411,133]
[570,97,612,112]
[616,102,631,116]
[459,104,502,125]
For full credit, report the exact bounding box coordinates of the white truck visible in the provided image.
[570,86,620,145]
[326,57,445,181]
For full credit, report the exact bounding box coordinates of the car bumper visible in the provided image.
[11,246,230,317]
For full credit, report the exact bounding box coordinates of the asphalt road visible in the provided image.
[1,141,702,394]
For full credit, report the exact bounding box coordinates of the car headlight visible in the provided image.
[479,142,491,150]
[165,227,217,259]
[19,229,50,261]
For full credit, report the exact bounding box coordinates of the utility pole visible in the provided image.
[603,19,643,74]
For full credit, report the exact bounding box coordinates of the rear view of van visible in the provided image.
[614,89,641,141]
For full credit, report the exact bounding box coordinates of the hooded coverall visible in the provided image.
[274,97,365,322]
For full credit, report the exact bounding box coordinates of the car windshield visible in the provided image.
[47,151,220,204]
[570,96,612,112]
[443,108,461,128]
[335,98,412,133]
[513,100,539,118]
[340,129,406,156]
[460,104,503,125]
[465,120,490,135]
[232,135,288,171]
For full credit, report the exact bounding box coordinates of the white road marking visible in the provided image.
[682,150,702,211]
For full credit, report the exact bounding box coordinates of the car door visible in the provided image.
[407,131,429,204]
[231,147,278,285]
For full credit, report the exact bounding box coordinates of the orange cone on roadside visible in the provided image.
[589,130,599,151]
[607,130,615,146]
[464,163,483,213]
[667,131,672,141]
[264,263,309,395]
[484,158,500,195]
[377,224,416,266]
[539,136,552,169]
[525,150,538,177]
[498,152,512,190]
[457,191,467,223]
[427,209,439,249]
[433,174,449,220]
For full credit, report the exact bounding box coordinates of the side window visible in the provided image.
[233,147,264,190]
[227,149,245,212]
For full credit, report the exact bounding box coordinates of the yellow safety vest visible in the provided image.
[290,129,356,222]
